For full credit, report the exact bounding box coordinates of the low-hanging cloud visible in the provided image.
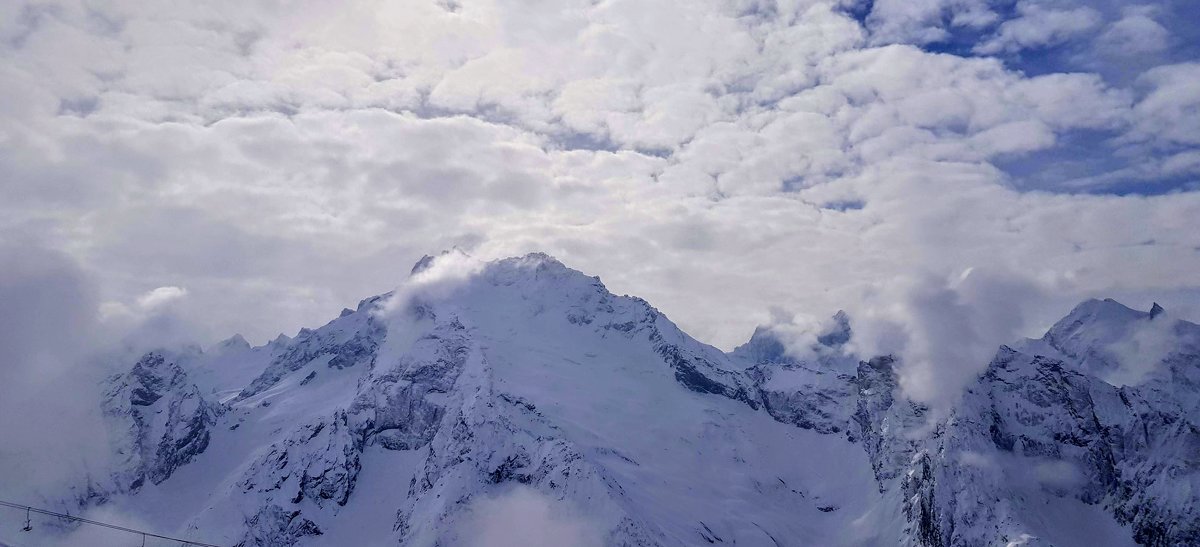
[454,486,603,547]
[847,267,1044,410]
[134,285,189,310]
[0,243,113,503]
[369,249,488,367]
[1103,308,1192,386]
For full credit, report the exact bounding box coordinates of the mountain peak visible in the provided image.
[817,310,852,347]
[410,247,473,275]
[1045,298,1149,345]
[1036,297,1200,389]
[1075,297,1146,319]
[733,311,854,366]
[215,333,250,352]
[494,251,568,272]
[410,254,436,275]
[733,325,794,364]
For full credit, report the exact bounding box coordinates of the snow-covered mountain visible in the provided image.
[8,254,1198,546]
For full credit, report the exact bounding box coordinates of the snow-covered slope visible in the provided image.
[7,254,1198,547]
[866,298,1200,547]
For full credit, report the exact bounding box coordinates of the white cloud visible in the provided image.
[0,243,115,502]
[1127,62,1200,147]
[0,0,1197,401]
[136,285,189,310]
[1103,309,1184,386]
[974,3,1102,55]
[1097,6,1171,56]
[455,486,602,547]
[863,0,998,45]
[845,267,1044,410]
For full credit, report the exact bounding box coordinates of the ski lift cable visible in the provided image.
[0,500,223,547]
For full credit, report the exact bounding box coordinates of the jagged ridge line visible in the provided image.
[0,500,224,547]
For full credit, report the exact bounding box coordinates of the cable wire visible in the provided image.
[0,500,223,547]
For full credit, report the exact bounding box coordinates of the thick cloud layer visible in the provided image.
[0,244,111,501]
[0,242,210,502]
[1,0,1198,407]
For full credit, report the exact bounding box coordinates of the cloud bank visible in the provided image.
[1,0,1198,408]
[0,243,111,502]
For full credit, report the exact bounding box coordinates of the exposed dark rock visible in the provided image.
[102,351,222,491]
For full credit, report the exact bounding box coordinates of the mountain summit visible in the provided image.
[10,254,1198,546]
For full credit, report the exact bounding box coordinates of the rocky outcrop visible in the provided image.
[102,351,222,491]
[735,313,860,437]
[844,300,1200,547]
[348,316,471,451]
[749,362,857,437]
[235,504,323,547]
[238,299,387,399]
[389,318,662,547]
[237,411,362,509]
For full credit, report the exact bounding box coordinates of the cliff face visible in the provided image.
[101,351,223,493]
[840,299,1200,547]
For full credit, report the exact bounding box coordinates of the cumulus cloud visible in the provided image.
[135,285,189,310]
[0,0,1197,400]
[1097,6,1171,56]
[1127,62,1200,148]
[846,267,1045,410]
[862,0,998,45]
[974,3,1102,55]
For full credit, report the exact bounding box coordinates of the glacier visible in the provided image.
[3,253,1197,546]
